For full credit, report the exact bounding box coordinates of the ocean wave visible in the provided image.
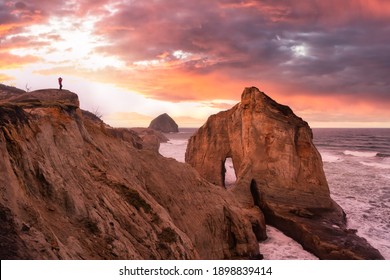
[343,150,378,158]
[359,161,390,169]
[381,174,390,180]
[320,152,343,163]
[260,226,318,260]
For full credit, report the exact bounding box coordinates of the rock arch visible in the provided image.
[185,87,383,259]
[222,157,237,188]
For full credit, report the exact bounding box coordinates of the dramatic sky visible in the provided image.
[1,0,390,127]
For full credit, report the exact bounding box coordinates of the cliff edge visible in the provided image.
[0,86,264,259]
[185,87,383,260]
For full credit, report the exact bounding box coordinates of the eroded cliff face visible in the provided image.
[0,86,265,260]
[185,87,384,260]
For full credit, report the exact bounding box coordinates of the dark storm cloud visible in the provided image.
[274,22,390,100]
[92,0,390,103]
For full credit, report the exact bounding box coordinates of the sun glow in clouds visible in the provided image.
[133,49,201,69]
[291,44,308,57]
[7,16,125,70]
[172,50,192,60]
[1,0,390,128]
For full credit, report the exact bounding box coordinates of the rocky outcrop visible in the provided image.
[130,128,169,152]
[149,113,179,133]
[0,86,265,260]
[185,87,383,260]
[0,87,79,108]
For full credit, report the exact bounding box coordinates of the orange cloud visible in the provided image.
[276,90,390,126]
[0,35,51,51]
[2,0,388,127]
[0,73,14,82]
[0,23,19,36]
[35,64,249,102]
[104,111,153,128]
[0,4,45,36]
[173,115,208,127]
[0,52,41,69]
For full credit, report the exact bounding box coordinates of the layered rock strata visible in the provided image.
[0,86,265,259]
[185,87,383,260]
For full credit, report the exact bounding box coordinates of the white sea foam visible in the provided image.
[320,152,343,163]
[359,161,390,169]
[160,129,390,259]
[381,174,390,180]
[344,150,378,158]
[260,226,318,260]
[325,159,390,259]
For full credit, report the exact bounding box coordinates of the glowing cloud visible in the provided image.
[1,0,389,127]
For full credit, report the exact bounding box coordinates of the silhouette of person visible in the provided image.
[58,77,63,90]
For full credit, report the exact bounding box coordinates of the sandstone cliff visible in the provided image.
[149,113,179,133]
[185,87,383,260]
[0,85,265,259]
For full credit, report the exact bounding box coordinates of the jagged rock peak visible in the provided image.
[149,113,179,133]
[240,86,302,123]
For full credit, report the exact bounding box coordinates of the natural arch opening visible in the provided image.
[223,157,237,188]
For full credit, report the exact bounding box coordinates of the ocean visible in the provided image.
[159,128,390,259]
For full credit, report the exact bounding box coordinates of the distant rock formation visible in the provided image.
[149,113,179,133]
[0,86,265,259]
[185,87,383,260]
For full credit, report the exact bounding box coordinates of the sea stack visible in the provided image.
[185,86,384,260]
[149,113,179,133]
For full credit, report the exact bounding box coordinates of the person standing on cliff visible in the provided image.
[58,77,63,90]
